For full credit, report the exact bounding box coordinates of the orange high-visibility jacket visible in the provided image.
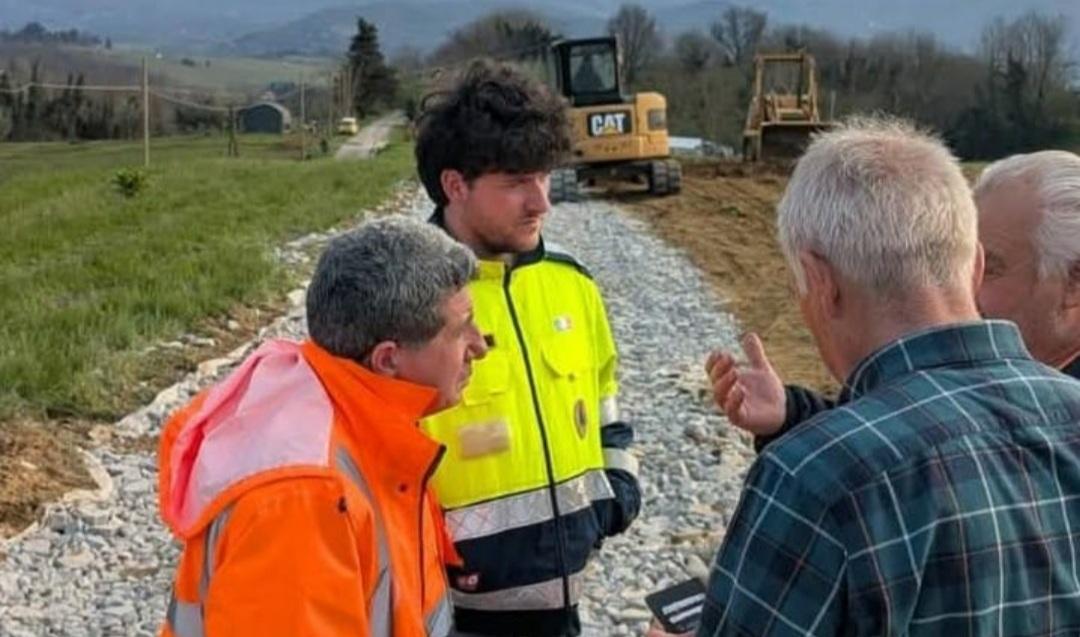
[158,339,457,637]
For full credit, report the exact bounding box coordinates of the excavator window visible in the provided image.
[548,38,626,107]
[569,45,617,95]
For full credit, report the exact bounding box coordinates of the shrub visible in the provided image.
[112,168,148,198]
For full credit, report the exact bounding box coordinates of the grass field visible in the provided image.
[0,130,414,424]
[0,132,349,184]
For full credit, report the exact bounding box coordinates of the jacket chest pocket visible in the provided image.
[540,331,597,438]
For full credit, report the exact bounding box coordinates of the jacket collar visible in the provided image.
[301,341,443,482]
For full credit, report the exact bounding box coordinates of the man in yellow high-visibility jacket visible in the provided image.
[416,60,643,636]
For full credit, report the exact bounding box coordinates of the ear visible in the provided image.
[440,169,470,206]
[367,341,401,377]
[799,250,841,319]
[1063,260,1080,310]
[971,242,985,295]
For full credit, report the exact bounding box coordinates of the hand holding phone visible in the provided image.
[644,577,706,635]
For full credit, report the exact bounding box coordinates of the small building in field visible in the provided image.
[238,102,292,134]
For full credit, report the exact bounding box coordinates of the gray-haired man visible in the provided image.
[707,150,1080,448]
[158,215,486,636]
[682,121,1080,635]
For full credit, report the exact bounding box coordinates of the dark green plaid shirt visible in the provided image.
[698,321,1080,636]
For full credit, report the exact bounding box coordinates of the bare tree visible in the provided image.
[981,11,1070,121]
[674,30,715,74]
[606,4,662,85]
[432,10,556,65]
[709,6,767,68]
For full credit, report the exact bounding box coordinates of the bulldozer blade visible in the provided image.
[759,123,831,160]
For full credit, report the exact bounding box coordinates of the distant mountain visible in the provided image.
[1,0,1076,56]
[228,0,1079,59]
[223,0,611,58]
[0,0,351,49]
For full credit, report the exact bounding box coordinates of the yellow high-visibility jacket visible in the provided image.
[422,212,642,636]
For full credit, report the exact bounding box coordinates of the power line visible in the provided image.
[0,80,319,104]
[0,81,302,113]
[0,81,140,93]
[149,89,232,113]
[0,61,332,166]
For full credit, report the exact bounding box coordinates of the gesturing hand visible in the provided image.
[705,332,786,436]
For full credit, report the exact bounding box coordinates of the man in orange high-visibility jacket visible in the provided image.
[158,216,488,637]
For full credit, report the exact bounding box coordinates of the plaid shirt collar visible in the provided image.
[1063,353,1080,379]
[838,320,1031,402]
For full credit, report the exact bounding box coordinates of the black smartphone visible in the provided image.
[644,577,707,634]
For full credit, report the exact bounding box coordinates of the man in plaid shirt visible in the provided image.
[686,120,1080,636]
[711,150,1080,454]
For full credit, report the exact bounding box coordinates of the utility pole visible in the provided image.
[227,104,239,157]
[299,70,307,161]
[142,56,150,167]
[339,64,345,116]
[342,61,352,117]
[327,72,334,131]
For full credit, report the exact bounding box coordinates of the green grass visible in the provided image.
[0,132,416,422]
[100,48,332,94]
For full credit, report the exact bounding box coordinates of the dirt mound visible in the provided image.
[0,421,96,538]
[680,158,794,180]
[617,168,837,395]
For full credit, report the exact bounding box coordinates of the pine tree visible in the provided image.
[347,18,398,118]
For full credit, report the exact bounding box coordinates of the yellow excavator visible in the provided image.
[544,37,681,202]
[742,52,833,161]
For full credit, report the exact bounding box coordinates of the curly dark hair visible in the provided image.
[415,59,572,207]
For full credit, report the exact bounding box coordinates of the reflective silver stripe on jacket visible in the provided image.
[165,506,232,637]
[444,469,614,542]
[602,447,640,477]
[335,447,394,637]
[167,447,397,637]
[600,396,620,426]
[425,592,454,637]
[451,571,585,611]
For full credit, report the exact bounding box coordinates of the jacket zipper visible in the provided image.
[418,444,447,610]
[502,267,572,617]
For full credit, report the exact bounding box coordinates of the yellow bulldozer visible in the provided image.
[742,52,832,161]
[545,37,681,202]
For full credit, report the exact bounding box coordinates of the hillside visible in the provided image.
[4,0,1076,55]
[0,42,330,95]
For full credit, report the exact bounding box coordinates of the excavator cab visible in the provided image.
[549,38,622,106]
[545,37,681,202]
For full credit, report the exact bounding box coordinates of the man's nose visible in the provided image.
[528,175,550,212]
[468,330,489,360]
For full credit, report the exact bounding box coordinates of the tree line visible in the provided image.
[384,5,1079,160]
[1,22,107,48]
[2,9,1074,158]
[0,61,234,142]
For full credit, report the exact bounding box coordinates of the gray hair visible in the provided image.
[974,150,1080,279]
[306,215,476,362]
[777,117,978,295]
